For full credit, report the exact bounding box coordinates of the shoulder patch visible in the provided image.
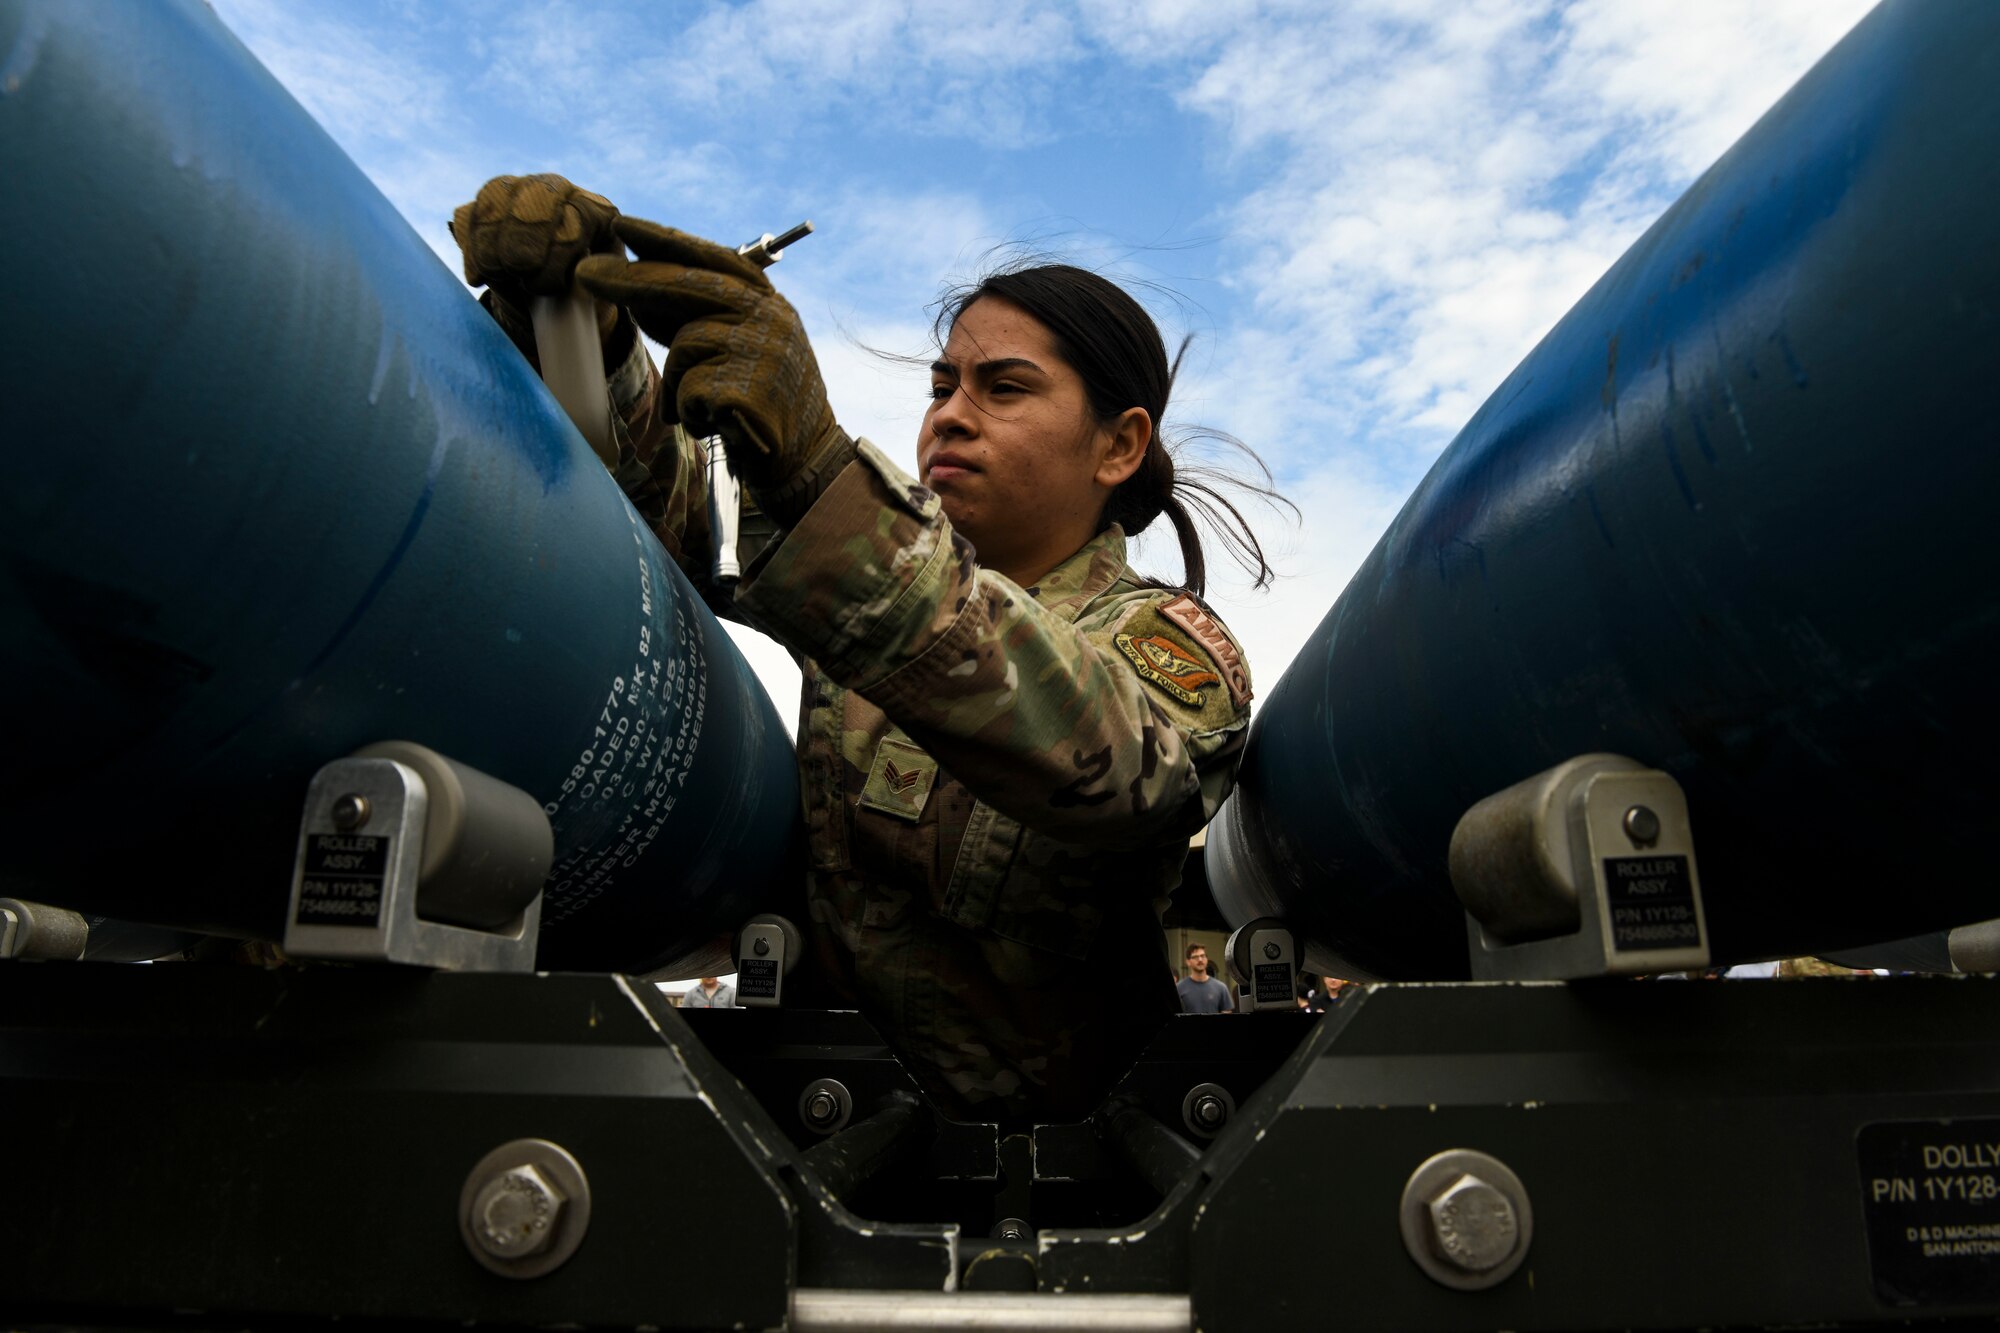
[1159,594,1252,707]
[1115,631,1222,707]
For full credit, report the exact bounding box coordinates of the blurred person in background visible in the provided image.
[684,976,736,1008]
[1177,943,1234,1014]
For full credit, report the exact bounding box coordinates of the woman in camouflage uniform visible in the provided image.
[454,175,1279,1122]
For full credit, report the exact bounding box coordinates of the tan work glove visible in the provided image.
[449,174,623,352]
[577,217,849,513]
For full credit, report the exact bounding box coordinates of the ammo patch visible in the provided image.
[1115,632,1222,707]
[859,737,940,822]
[1159,593,1252,706]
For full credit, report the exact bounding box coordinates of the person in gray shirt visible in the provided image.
[1175,944,1234,1013]
[684,976,736,1008]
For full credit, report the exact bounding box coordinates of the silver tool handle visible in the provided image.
[706,436,744,584]
[529,287,618,469]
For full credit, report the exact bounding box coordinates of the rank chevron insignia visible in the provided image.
[860,737,939,821]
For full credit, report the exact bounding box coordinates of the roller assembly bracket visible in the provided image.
[1452,754,1710,980]
[1226,916,1300,1012]
[735,912,804,1007]
[281,745,551,972]
[0,898,89,962]
[1949,918,2000,973]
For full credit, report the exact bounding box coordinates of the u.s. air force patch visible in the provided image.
[858,737,939,821]
[1115,631,1222,706]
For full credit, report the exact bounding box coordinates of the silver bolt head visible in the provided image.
[805,1091,839,1124]
[1193,1095,1227,1128]
[473,1163,566,1260]
[1622,804,1661,845]
[1262,941,1281,960]
[1425,1173,1520,1272]
[330,793,371,830]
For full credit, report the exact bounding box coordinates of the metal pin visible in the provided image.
[1623,804,1662,845]
[737,219,815,269]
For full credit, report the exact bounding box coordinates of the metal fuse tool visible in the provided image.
[708,220,814,584]
[529,289,618,467]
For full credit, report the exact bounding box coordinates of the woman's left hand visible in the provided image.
[577,217,839,492]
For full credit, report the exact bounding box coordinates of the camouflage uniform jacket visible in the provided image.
[606,329,1254,1121]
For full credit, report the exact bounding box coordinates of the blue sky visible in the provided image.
[212,0,1871,719]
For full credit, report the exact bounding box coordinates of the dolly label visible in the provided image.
[1858,1119,2000,1306]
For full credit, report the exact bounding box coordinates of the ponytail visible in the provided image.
[1102,338,1289,596]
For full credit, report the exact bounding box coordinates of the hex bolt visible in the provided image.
[753,936,771,957]
[460,1140,591,1280]
[1262,940,1281,960]
[330,793,371,831]
[1181,1082,1237,1139]
[1622,804,1661,846]
[1400,1149,1532,1290]
[1424,1172,1520,1274]
[994,1217,1029,1240]
[471,1163,566,1261]
[797,1078,852,1135]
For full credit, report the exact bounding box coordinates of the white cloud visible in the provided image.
[460,0,1100,154]
[1555,0,1878,181]
[1151,0,1874,488]
[642,0,1089,144]
[209,0,491,271]
[782,187,1014,312]
[213,0,448,150]
[808,316,933,459]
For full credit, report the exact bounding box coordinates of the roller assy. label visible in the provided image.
[1602,854,1699,951]
[1253,962,1293,1005]
[1857,1118,2000,1307]
[295,834,388,927]
[737,958,779,1001]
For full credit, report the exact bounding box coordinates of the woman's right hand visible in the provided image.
[449,174,623,345]
[578,216,844,499]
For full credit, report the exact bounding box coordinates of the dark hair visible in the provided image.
[1185,941,1208,959]
[935,264,1290,595]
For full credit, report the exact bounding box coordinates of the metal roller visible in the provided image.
[1210,0,2000,979]
[0,0,799,974]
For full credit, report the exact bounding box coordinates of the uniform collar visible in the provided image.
[1025,525,1131,624]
